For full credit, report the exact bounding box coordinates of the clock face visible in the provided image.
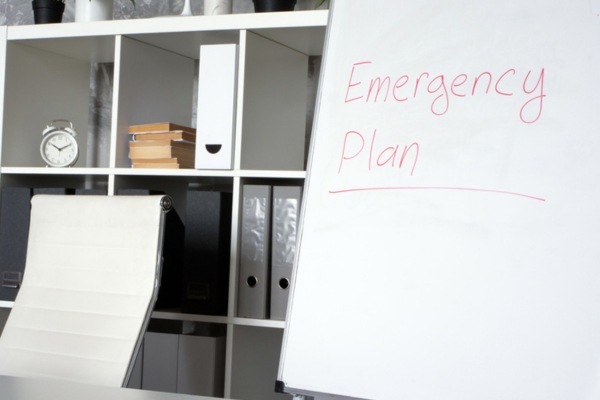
[40,130,79,167]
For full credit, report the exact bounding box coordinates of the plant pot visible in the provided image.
[253,0,296,12]
[75,0,113,22]
[32,0,65,24]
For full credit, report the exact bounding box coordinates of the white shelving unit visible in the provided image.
[0,10,328,400]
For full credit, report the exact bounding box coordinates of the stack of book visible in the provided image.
[128,122,196,169]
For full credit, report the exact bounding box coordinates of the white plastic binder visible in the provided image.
[237,185,272,319]
[195,44,238,170]
[270,186,302,321]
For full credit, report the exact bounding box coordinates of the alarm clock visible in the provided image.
[40,119,79,168]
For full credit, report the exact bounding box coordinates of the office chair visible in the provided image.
[0,194,172,387]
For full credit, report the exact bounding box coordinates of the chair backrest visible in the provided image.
[0,195,170,387]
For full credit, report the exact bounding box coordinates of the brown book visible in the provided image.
[133,131,196,143]
[129,158,181,164]
[129,140,195,150]
[132,156,194,168]
[128,146,195,163]
[132,162,193,169]
[128,122,196,134]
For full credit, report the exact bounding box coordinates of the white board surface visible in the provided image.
[278,1,600,399]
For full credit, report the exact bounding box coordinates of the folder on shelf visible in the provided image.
[0,187,32,301]
[237,185,272,319]
[117,189,185,309]
[270,186,302,321]
[195,44,238,170]
[181,189,232,316]
[142,331,179,393]
[177,333,226,396]
[141,320,226,397]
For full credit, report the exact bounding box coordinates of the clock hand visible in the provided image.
[57,143,73,151]
[50,143,61,150]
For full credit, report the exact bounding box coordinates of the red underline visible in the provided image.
[328,186,546,202]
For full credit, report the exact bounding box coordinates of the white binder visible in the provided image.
[237,185,272,319]
[270,186,302,321]
[195,44,238,170]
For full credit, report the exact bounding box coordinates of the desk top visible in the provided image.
[0,375,217,400]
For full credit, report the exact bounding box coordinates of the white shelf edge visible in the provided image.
[7,10,328,41]
[237,169,306,179]
[0,301,14,308]
[151,310,286,329]
[1,303,287,328]
[115,168,306,179]
[0,167,114,175]
[0,166,306,179]
[114,168,236,178]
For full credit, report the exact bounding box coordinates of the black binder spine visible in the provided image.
[181,189,232,316]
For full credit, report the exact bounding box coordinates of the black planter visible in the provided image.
[32,0,65,24]
[253,0,297,12]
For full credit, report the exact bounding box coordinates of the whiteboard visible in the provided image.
[278,1,600,399]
